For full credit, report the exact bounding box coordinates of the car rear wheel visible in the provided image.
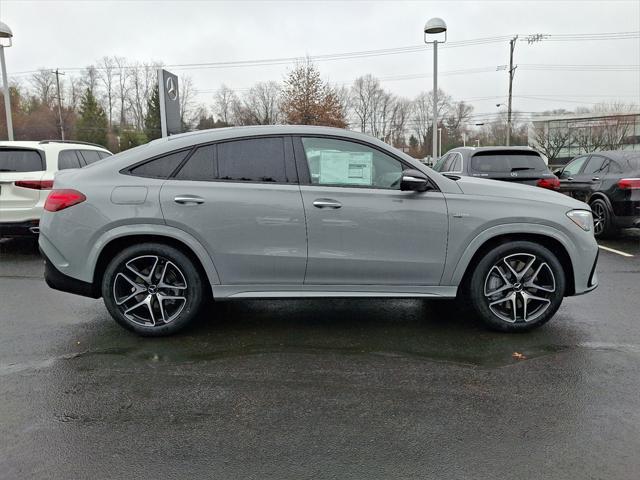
[590,198,617,238]
[468,241,565,332]
[102,243,204,336]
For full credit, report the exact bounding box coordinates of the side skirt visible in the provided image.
[211,285,458,300]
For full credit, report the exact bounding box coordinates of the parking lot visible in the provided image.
[1,231,639,479]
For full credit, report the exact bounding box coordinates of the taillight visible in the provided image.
[14,180,54,190]
[618,178,640,189]
[537,177,561,190]
[44,189,86,212]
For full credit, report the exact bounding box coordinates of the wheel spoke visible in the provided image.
[114,273,146,305]
[125,255,159,284]
[124,295,155,326]
[484,265,513,297]
[158,261,187,290]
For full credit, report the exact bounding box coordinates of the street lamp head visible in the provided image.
[424,17,447,35]
[0,21,13,39]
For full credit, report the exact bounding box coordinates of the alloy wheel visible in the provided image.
[483,253,556,323]
[592,202,606,236]
[113,255,188,327]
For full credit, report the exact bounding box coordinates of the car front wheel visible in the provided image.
[468,241,566,332]
[102,243,204,336]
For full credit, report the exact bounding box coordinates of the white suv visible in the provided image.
[0,140,112,237]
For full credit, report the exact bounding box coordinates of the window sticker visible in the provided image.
[318,151,373,185]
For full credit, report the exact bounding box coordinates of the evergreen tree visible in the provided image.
[144,85,162,141]
[76,88,108,146]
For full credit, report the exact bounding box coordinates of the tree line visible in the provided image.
[1,56,632,159]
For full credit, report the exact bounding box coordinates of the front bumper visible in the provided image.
[0,220,40,237]
[41,248,100,298]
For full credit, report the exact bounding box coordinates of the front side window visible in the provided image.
[58,150,82,170]
[433,154,449,172]
[301,137,403,189]
[561,156,589,177]
[129,150,190,179]
[217,137,287,183]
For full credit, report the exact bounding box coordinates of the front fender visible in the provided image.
[444,222,577,286]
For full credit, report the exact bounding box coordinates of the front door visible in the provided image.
[295,136,448,286]
[160,136,307,285]
[558,155,590,198]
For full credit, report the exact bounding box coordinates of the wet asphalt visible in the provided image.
[1,232,639,479]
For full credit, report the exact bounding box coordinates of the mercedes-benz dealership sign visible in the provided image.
[158,69,181,137]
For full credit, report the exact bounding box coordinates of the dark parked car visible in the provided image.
[433,147,560,190]
[555,150,640,237]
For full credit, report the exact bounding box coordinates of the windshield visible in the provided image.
[0,149,45,172]
[470,151,547,174]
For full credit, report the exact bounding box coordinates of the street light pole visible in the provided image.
[0,22,14,141]
[424,17,447,162]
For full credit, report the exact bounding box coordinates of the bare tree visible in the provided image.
[236,81,281,125]
[213,84,237,125]
[179,76,198,130]
[128,62,161,130]
[80,65,100,96]
[98,57,117,128]
[30,70,56,107]
[350,74,382,133]
[532,123,571,162]
[114,56,130,127]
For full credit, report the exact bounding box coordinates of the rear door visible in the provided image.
[569,155,608,202]
[160,136,307,285]
[0,148,46,222]
[558,155,590,198]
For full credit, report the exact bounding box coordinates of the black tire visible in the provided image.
[467,241,565,332]
[590,198,618,239]
[102,243,204,336]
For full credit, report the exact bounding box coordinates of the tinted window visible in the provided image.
[58,150,82,170]
[583,156,608,175]
[217,137,287,183]
[0,149,44,172]
[561,156,589,177]
[301,137,403,189]
[175,145,215,180]
[129,150,190,179]
[79,150,104,165]
[97,151,111,160]
[449,154,462,172]
[470,151,546,173]
[433,154,449,172]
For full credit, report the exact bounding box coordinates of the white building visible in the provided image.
[528,111,640,167]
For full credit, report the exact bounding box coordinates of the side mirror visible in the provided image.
[400,169,430,192]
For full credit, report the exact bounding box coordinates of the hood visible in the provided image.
[454,175,588,210]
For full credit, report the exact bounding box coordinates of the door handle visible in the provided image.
[174,195,204,205]
[566,177,574,181]
[592,177,600,181]
[313,199,342,209]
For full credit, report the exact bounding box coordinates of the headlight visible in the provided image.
[566,209,593,232]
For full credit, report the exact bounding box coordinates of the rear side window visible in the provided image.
[583,156,608,175]
[0,149,44,172]
[129,150,190,179]
[79,150,107,165]
[97,151,111,160]
[470,151,546,173]
[175,145,215,180]
[217,137,287,183]
[58,150,83,170]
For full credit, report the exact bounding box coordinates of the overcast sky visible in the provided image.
[1,0,638,122]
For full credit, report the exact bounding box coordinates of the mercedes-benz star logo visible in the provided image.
[166,77,178,101]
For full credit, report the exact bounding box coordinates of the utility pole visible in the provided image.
[52,68,65,140]
[506,35,518,146]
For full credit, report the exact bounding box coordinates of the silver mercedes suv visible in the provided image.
[39,126,598,336]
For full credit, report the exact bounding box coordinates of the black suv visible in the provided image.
[433,147,560,190]
[555,150,640,237]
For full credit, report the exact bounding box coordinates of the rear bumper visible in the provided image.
[41,248,100,298]
[0,220,40,237]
